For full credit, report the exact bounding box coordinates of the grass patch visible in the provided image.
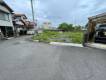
[32,31,83,43]
[64,32,83,43]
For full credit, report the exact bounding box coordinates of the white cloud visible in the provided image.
[5,0,106,26]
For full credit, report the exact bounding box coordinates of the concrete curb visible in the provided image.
[6,37,14,40]
[50,42,83,47]
[86,43,106,50]
[32,40,39,42]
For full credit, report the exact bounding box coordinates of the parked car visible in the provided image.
[94,24,106,43]
[27,29,35,35]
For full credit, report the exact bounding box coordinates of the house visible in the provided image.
[25,21,35,29]
[12,13,28,36]
[0,0,14,38]
[13,13,37,36]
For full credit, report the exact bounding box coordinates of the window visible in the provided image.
[0,11,9,21]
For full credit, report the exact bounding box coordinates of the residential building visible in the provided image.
[26,21,35,29]
[13,13,37,36]
[12,13,28,36]
[0,0,14,37]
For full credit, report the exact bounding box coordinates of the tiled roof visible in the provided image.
[13,13,27,19]
[89,12,106,20]
[0,0,13,12]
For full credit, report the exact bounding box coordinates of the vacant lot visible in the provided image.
[32,31,83,43]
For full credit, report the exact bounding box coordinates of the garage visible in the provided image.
[83,13,106,49]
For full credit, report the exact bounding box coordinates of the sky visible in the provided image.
[5,0,106,27]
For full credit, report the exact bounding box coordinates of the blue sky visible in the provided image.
[5,0,106,27]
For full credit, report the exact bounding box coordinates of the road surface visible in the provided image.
[0,36,106,80]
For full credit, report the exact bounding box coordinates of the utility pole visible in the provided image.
[31,0,38,31]
[31,0,35,22]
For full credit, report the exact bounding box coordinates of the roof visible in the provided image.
[13,13,27,19]
[26,21,35,26]
[89,12,106,20]
[0,0,13,12]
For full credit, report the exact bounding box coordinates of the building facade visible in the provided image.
[12,14,28,36]
[0,1,14,37]
[13,13,36,36]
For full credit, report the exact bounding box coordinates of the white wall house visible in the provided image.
[0,0,14,37]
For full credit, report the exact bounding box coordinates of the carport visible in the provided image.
[83,13,106,49]
[88,13,106,39]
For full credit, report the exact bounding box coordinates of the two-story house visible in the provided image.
[0,0,14,38]
[12,13,28,36]
[13,13,36,36]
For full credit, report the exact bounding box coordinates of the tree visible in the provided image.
[75,25,82,31]
[58,23,69,31]
[58,23,82,31]
[68,24,74,31]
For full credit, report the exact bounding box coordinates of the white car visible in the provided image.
[27,29,35,35]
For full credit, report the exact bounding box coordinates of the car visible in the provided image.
[94,24,106,43]
[27,29,35,35]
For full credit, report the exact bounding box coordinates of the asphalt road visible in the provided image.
[0,36,106,80]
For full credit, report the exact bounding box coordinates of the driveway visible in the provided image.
[0,36,106,80]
